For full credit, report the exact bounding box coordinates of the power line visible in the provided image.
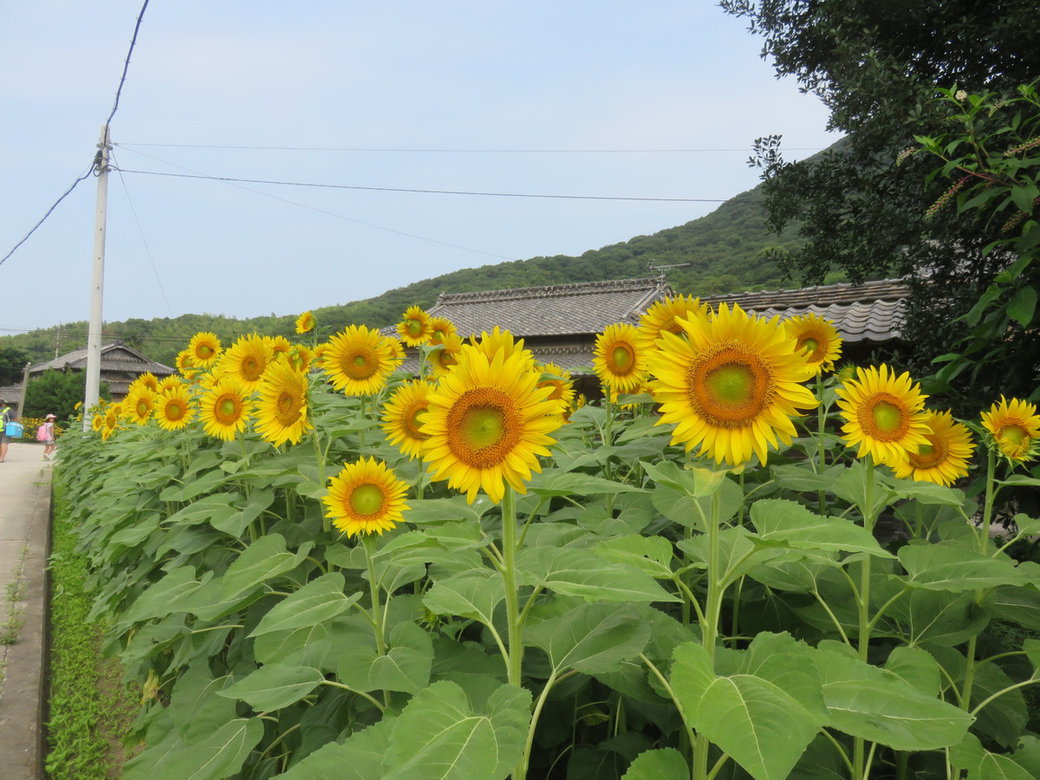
[116,146,517,261]
[112,152,174,316]
[112,166,743,203]
[0,167,95,268]
[115,142,826,154]
[105,0,151,127]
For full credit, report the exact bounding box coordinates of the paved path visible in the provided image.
[0,442,52,779]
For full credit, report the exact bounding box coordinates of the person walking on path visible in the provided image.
[41,414,57,460]
[0,398,11,463]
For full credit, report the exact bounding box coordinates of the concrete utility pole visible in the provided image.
[83,125,110,431]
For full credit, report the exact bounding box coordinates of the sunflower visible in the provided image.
[384,336,406,363]
[381,379,434,459]
[255,361,311,446]
[295,310,315,335]
[593,323,646,395]
[537,362,575,410]
[175,349,201,379]
[397,306,432,347]
[128,372,160,395]
[648,304,818,466]
[467,327,537,370]
[321,325,399,396]
[101,405,121,441]
[784,313,843,374]
[835,363,930,465]
[421,345,565,503]
[981,396,1040,462]
[428,333,464,379]
[636,294,709,354]
[267,335,293,359]
[188,332,222,368]
[124,386,157,426]
[218,334,273,392]
[286,344,313,372]
[155,385,196,431]
[428,316,457,345]
[198,376,253,441]
[322,457,410,537]
[158,375,185,393]
[891,410,975,485]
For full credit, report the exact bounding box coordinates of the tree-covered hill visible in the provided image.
[2,181,808,368]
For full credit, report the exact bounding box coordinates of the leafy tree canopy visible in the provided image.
[721,0,1040,404]
[24,370,109,421]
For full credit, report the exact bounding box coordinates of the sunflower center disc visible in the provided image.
[406,407,427,439]
[350,484,385,517]
[1001,425,1027,446]
[406,320,422,336]
[344,351,376,380]
[136,400,150,417]
[276,391,300,424]
[217,397,239,424]
[909,437,944,469]
[871,400,904,435]
[611,345,634,373]
[198,345,213,359]
[242,357,262,381]
[166,402,185,421]
[447,389,522,468]
[690,348,771,427]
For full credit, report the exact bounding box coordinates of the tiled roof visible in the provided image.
[29,343,176,376]
[427,277,674,337]
[701,279,907,342]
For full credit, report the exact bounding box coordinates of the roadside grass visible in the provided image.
[46,481,137,779]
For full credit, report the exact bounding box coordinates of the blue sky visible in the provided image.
[0,1,840,334]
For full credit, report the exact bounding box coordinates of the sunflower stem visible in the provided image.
[694,488,723,780]
[362,533,390,708]
[313,429,330,533]
[816,373,829,514]
[501,485,527,779]
[961,448,998,718]
[853,456,880,780]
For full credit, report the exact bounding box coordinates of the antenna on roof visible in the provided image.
[648,262,690,279]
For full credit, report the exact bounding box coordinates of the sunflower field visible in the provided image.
[54,302,1040,779]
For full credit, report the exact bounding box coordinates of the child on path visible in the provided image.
[0,398,10,463]
[42,413,57,460]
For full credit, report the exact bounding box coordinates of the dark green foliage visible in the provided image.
[24,370,109,420]
[0,187,802,368]
[0,346,28,385]
[720,0,1040,404]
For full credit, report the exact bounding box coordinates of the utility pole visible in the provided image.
[83,125,110,430]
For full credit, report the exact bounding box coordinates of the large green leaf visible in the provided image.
[162,718,264,780]
[993,585,1040,630]
[222,534,309,598]
[899,543,1040,591]
[813,644,973,750]
[950,732,1035,780]
[274,718,395,779]
[249,572,359,637]
[749,499,894,558]
[770,463,846,494]
[382,681,532,780]
[123,566,208,622]
[218,663,325,712]
[622,748,689,779]
[405,496,488,526]
[594,535,675,579]
[527,602,651,675]
[884,646,942,697]
[167,665,237,742]
[527,469,645,497]
[423,569,505,626]
[518,546,680,603]
[670,642,824,780]
[678,527,779,590]
[336,620,434,694]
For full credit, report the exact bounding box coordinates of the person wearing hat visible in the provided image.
[42,413,57,460]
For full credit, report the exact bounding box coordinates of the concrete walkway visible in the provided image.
[0,443,52,779]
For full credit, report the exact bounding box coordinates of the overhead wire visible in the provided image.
[1,0,150,269]
[111,151,174,316]
[115,142,825,154]
[111,166,744,203]
[115,146,517,261]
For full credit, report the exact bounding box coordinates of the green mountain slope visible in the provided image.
[2,182,803,367]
